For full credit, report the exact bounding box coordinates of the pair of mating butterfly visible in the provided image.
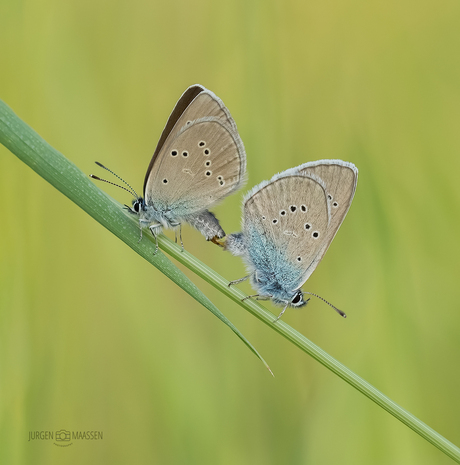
[91,84,358,322]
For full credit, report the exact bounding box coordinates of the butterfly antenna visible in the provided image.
[91,161,140,198]
[89,174,139,197]
[302,292,347,318]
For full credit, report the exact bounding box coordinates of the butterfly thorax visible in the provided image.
[129,198,177,230]
[141,204,179,229]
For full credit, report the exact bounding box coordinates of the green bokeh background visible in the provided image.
[1,0,460,463]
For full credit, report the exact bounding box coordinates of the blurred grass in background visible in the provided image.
[1,0,460,463]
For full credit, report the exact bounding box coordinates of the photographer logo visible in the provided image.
[28,429,103,447]
[55,430,71,442]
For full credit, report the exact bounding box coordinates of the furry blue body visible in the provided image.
[226,227,307,307]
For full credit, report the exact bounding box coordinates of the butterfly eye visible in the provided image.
[312,231,320,239]
[292,292,302,304]
[171,150,178,157]
[333,201,338,208]
[290,205,297,213]
[199,141,206,147]
[301,205,307,212]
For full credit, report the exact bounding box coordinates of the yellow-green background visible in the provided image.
[1,0,460,463]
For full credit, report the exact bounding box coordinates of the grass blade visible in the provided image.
[159,237,460,462]
[0,98,271,374]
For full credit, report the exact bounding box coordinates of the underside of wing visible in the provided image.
[243,173,331,291]
[145,118,245,217]
[144,85,243,193]
[297,159,358,266]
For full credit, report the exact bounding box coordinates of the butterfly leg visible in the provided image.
[138,226,143,243]
[138,219,149,243]
[170,222,184,252]
[242,294,271,302]
[178,224,184,252]
[149,225,160,254]
[228,275,250,287]
[273,302,290,323]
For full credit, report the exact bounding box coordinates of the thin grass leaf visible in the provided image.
[0,98,271,374]
[158,234,460,462]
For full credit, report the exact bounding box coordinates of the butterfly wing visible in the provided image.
[145,117,245,217]
[297,159,358,273]
[243,173,331,293]
[144,85,246,215]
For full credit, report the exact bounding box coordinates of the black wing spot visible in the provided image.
[204,149,210,155]
[199,141,206,147]
[290,205,297,213]
[280,210,286,216]
[272,219,278,224]
[304,223,311,230]
[301,205,307,212]
[333,201,338,208]
[327,194,333,200]
[205,160,211,167]
[205,171,212,176]
[182,151,189,157]
[171,150,178,157]
[312,231,320,238]
[297,256,302,262]
[162,179,168,184]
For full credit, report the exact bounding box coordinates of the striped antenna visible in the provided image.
[302,292,347,318]
[90,161,139,199]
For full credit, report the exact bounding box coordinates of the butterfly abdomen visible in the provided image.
[184,210,225,241]
[224,232,247,256]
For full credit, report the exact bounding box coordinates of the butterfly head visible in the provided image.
[270,290,307,308]
[128,197,146,215]
[290,290,307,308]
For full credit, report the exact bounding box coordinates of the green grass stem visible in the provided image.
[0,98,271,374]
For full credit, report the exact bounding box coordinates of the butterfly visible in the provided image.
[224,159,358,322]
[91,84,247,252]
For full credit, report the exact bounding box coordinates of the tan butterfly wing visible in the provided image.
[243,173,331,290]
[297,160,358,273]
[144,85,245,214]
[145,118,245,215]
